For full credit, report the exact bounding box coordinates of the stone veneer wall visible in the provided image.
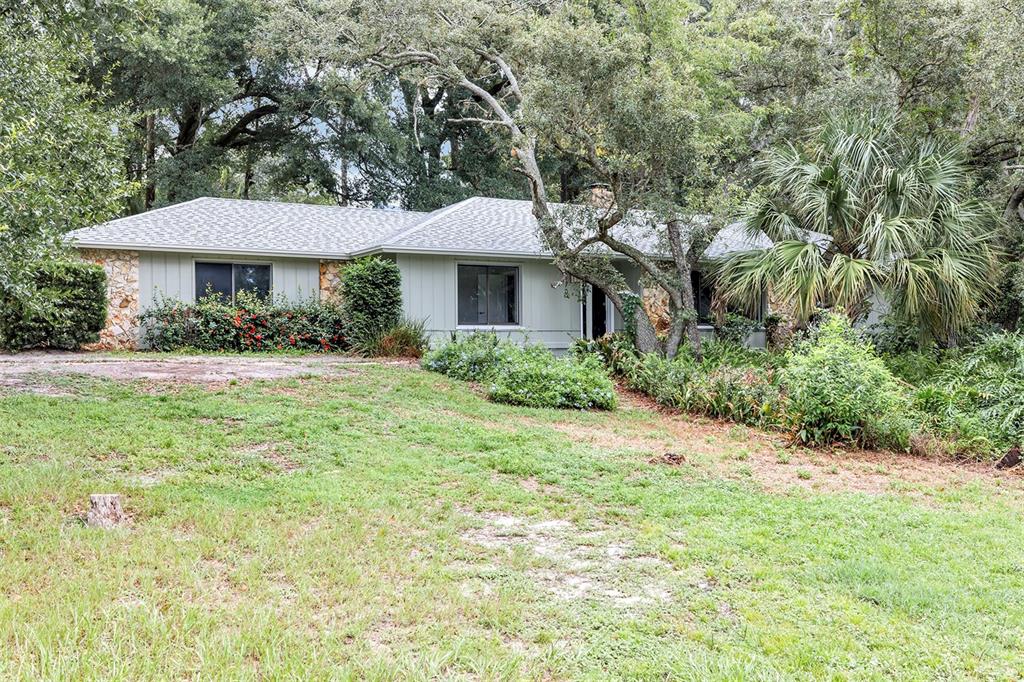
[319,259,346,304]
[78,248,141,350]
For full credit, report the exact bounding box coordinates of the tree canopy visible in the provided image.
[2,0,1022,348]
[0,8,134,328]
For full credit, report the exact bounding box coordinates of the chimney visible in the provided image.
[586,183,614,209]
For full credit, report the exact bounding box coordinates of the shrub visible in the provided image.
[781,314,907,447]
[882,350,945,386]
[425,333,616,410]
[354,318,428,358]
[422,333,516,381]
[677,365,784,427]
[340,256,402,347]
[140,292,346,352]
[487,348,616,410]
[700,338,779,369]
[713,312,758,345]
[0,260,106,350]
[914,332,1024,457]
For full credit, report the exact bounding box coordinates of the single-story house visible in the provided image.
[67,196,769,350]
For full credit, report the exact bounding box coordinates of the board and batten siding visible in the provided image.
[138,251,321,310]
[396,253,586,350]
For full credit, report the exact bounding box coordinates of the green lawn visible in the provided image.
[1,363,1022,680]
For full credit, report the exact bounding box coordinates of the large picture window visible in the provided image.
[195,262,272,302]
[457,264,519,326]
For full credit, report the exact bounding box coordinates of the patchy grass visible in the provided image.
[0,363,1022,679]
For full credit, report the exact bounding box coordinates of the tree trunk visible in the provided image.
[632,302,661,354]
[663,219,703,359]
[1005,182,1024,225]
[144,113,156,210]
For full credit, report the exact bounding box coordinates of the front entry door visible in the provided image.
[591,287,607,339]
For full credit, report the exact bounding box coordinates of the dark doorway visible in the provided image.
[591,287,607,339]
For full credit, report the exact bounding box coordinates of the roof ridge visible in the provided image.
[378,197,481,247]
[201,196,426,215]
[85,196,207,231]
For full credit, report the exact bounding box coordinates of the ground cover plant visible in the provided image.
[910,333,1024,458]
[0,358,1022,679]
[424,333,617,410]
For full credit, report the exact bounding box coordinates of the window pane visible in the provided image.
[457,265,519,325]
[457,265,487,325]
[487,267,518,325]
[234,264,271,300]
[195,262,232,302]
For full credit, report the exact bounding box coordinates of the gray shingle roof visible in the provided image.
[68,195,771,260]
[379,196,771,259]
[68,197,426,257]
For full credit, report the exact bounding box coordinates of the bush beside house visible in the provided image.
[0,261,107,351]
[423,334,617,410]
[340,256,403,349]
[578,313,1024,460]
[138,256,427,356]
[140,292,347,352]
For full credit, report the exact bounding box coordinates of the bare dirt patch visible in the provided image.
[658,415,1024,497]
[458,511,672,609]
[235,442,301,472]
[545,386,1024,499]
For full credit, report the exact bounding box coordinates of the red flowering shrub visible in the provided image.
[140,292,347,352]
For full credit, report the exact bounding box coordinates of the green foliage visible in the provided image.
[870,315,927,354]
[677,366,785,427]
[713,313,758,345]
[577,333,783,427]
[488,351,616,410]
[781,314,908,447]
[914,332,1024,456]
[716,113,999,344]
[882,351,944,386]
[425,334,616,410]
[0,261,107,351]
[340,257,402,347]
[0,25,133,326]
[139,293,346,352]
[353,318,428,358]
[422,333,514,382]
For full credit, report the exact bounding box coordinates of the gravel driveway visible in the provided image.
[0,351,378,390]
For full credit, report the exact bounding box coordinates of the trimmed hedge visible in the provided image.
[0,260,106,350]
[341,256,402,348]
[139,292,346,352]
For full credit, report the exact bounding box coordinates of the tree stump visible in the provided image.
[996,445,1021,470]
[86,494,127,528]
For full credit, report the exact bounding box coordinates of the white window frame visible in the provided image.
[455,261,524,330]
[193,258,274,303]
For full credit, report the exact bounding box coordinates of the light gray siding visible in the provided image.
[397,253,586,350]
[138,251,320,310]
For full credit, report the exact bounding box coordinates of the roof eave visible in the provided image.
[70,239,352,260]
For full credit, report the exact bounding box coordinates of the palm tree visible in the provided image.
[715,113,999,344]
